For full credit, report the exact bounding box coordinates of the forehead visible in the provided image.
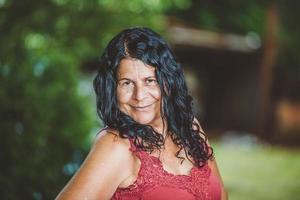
[117,58,156,78]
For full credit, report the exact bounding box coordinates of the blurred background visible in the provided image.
[1,0,300,199]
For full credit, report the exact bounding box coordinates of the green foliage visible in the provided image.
[170,0,267,35]
[277,1,300,70]
[0,59,93,199]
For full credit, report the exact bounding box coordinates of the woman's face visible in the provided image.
[117,58,162,127]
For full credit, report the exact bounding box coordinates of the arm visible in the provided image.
[55,130,134,200]
[193,118,228,200]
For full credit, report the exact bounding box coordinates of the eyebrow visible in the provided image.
[118,78,132,82]
[117,76,156,81]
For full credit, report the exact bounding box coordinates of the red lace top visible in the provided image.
[111,140,221,200]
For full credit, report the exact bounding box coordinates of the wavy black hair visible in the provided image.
[93,27,213,167]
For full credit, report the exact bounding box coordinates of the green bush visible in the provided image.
[0,59,93,199]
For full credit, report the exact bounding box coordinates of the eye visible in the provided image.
[122,81,131,85]
[118,80,133,87]
[146,78,157,85]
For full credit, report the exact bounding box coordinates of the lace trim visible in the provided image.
[112,140,212,200]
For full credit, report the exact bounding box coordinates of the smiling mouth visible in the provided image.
[131,103,153,111]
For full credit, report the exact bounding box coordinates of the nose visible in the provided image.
[133,83,147,101]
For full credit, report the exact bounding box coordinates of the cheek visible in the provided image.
[117,88,132,104]
[150,87,161,101]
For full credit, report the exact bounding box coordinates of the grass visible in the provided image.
[212,139,300,200]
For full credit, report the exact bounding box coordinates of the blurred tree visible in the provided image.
[0,58,93,199]
[168,0,267,35]
[276,0,300,79]
[166,0,300,85]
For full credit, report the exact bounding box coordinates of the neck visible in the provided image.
[150,118,168,138]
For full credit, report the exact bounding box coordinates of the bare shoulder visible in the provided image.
[93,128,131,155]
[88,128,136,180]
[55,128,134,200]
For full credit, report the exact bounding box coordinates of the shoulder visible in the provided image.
[94,128,127,147]
[92,128,133,161]
[55,128,134,199]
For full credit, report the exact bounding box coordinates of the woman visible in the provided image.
[56,27,227,200]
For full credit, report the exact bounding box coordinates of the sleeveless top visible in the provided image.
[111,139,221,200]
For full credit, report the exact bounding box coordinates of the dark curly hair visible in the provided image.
[93,27,213,167]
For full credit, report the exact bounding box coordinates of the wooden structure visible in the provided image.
[166,25,263,134]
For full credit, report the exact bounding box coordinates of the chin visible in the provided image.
[133,115,156,125]
[135,118,152,125]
